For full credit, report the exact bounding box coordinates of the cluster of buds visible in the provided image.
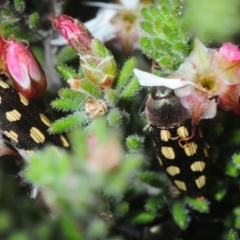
[134,39,240,125]
[0,36,47,99]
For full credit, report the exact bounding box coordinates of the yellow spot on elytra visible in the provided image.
[6,109,21,122]
[161,146,175,159]
[26,150,35,157]
[0,80,9,89]
[204,146,209,157]
[0,96,1,103]
[60,134,70,147]
[195,175,206,189]
[160,129,170,142]
[39,113,51,127]
[157,156,163,165]
[3,130,19,143]
[166,166,180,176]
[190,161,206,172]
[183,141,197,156]
[18,93,29,106]
[30,127,45,143]
[177,126,189,138]
[174,180,187,191]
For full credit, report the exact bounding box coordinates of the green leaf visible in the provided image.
[14,0,25,12]
[129,212,156,224]
[81,80,102,99]
[104,89,120,106]
[185,196,209,213]
[55,64,79,80]
[232,154,240,169]
[120,76,140,101]
[172,201,189,230]
[115,57,137,90]
[126,135,144,152]
[58,88,88,102]
[28,13,39,29]
[51,98,85,112]
[49,112,89,133]
[57,46,78,63]
[106,108,123,128]
[226,161,239,178]
[228,229,239,240]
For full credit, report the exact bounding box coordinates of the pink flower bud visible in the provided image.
[4,40,47,98]
[50,15,93,53]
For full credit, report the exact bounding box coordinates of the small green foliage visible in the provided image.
[226,161,239,178]
[104,89,120,106]
[28,13,39,29]
[172,201,189,230]
[58,88,88,102]
[14,0,25,12]
[49,112,89,133]
[57,46,78,63]
[228,229,239,240]
[115,202,129,216]
[185,196,209,213]
[120,76,140,101]
[81,80,102,99]
[93,39,109,58]
[106,108,123,127]
[233,207,240,229]
[139,171,167,188]
[129,212,156,224]
[126,134,144,152]
[140,0,191,73]
[55,64,80,80]
[51,98,85,112]
[0,18,20,31]
[233,154,240,169]
[145,195,165,214]
[115,57,137,90]
[213,180,227,201]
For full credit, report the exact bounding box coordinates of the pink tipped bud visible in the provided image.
[50,14,93,53]
[4,40,47,98]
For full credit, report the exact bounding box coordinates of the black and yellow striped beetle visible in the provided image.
[146,87,209,197]
[0,78,69,158]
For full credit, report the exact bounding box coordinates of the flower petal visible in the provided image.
[134,69,194,89]
[119,0,139,8]
[180,92,217,124]
[83,2,123,10]
[219,42,240,62]
[218,83,240,115]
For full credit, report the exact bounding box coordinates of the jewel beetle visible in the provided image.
[146,86,209,197]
